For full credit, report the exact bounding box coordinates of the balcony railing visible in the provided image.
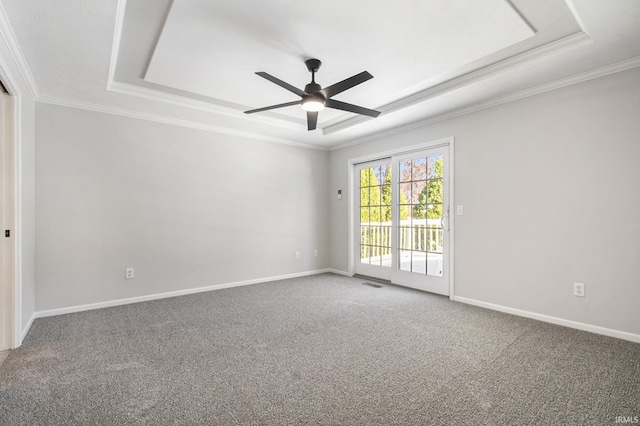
[360,219,443,256]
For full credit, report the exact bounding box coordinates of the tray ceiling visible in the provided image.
[1,0,639,149]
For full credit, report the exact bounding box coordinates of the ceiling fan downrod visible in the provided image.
[304,58,322,94]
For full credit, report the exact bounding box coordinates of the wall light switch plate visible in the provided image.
[456,205,464,215]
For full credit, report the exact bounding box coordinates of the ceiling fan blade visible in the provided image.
[322,71,373,98]
[307,111,318,131]
[244,100,300,114]
[256,72,306,97]
[326,99,381,118]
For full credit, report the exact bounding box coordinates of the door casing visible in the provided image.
[348,137,455,299]
[0,89,15,350]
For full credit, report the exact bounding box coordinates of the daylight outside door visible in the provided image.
[353,145,450,295]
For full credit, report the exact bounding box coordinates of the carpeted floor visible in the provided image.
[1,273,639,425]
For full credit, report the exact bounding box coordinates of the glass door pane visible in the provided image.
[355,161,392,280]
[391,148,449,295]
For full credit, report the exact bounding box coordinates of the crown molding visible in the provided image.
[329,55,640,151]
[37,54,640,154]
[37,95,327,151]
[323,31,591,135]
[0,2,39,99]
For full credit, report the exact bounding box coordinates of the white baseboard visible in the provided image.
[453,296,640,344]
[18,312,36,347]
[326,268,352,277]
[34,269,333,320]
[27,271,637,346]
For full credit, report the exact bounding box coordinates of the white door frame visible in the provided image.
[0,65,22,349]
[1,90,13,350]
[348,137,455,299]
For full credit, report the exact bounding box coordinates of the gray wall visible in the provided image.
[19,91,35,338]
[328,67,640,336]
[30,67,640,338]
[35,104,329,311]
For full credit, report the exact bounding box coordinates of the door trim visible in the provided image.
[347,137,455,299]
[0,65,22,348]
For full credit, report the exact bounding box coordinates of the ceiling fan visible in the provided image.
[244,58,381,131]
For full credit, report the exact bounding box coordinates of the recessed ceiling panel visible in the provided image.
[144,0,534,123]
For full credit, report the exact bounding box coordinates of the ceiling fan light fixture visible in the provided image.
[301,94,326,112]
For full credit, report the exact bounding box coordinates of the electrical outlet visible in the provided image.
[125,268,135,279]
[573,282,585,297]
[314,250,318,257]
[295,252,300,260]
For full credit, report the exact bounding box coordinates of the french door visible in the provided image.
[354,160,393,281]
[354,146,450,295]
[391,148,449,294]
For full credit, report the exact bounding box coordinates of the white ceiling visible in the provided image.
[1,0,639,149]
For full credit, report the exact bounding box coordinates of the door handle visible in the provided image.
[440,206,450,231]
[440,215,449,231]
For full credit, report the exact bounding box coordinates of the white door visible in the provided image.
[354,160,393,281]
[391,148,450,295]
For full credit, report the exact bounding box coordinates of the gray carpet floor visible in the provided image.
[1,273,639,425]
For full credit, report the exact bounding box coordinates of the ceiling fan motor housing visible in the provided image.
[304,82,322,94]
